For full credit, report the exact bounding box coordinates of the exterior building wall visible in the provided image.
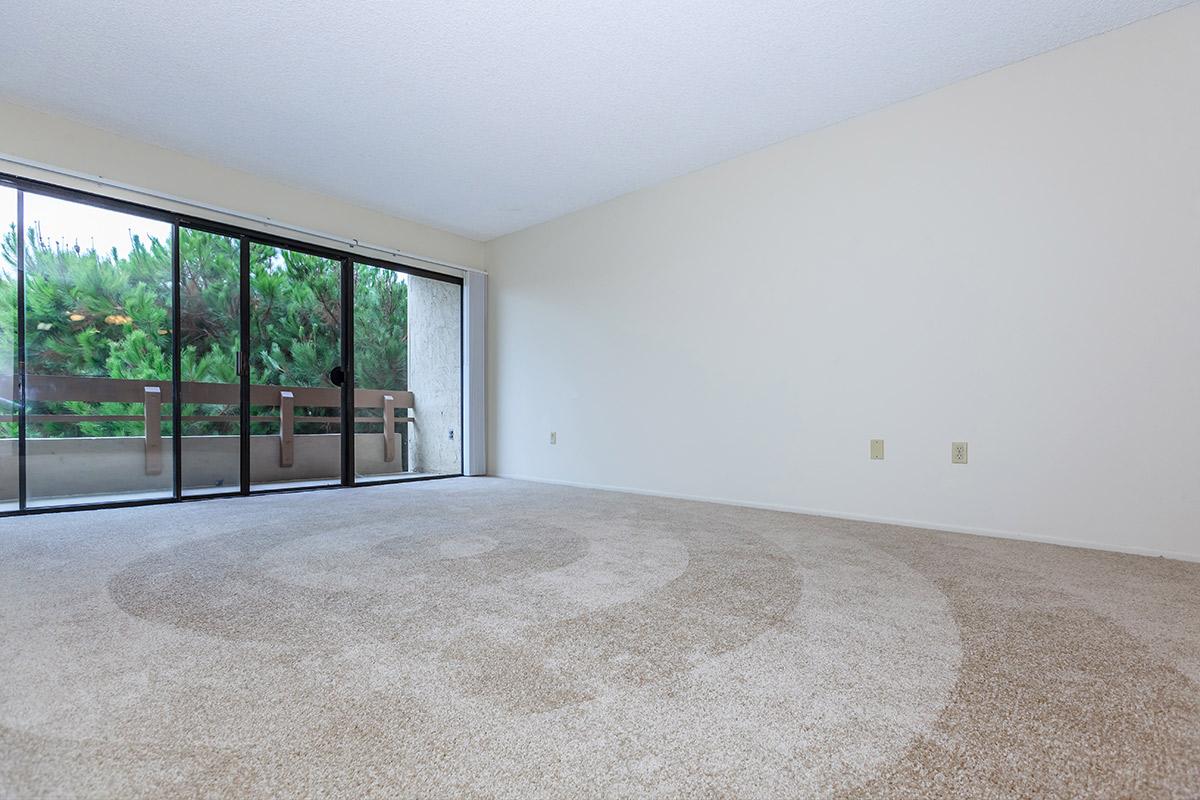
[407,277,462,475]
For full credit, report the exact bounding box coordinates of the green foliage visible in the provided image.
[0,220,409,438]
[354,265,408,391]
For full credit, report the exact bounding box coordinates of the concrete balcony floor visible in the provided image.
[1,432,460,513]
[1,470,451,513]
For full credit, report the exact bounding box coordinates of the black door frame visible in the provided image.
[241,235,346,496]
[0,171,464,518]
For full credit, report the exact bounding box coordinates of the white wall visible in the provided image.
[486,5,1200,561]
[0,100,484,270]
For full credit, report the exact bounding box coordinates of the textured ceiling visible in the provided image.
[0,0,1190,239]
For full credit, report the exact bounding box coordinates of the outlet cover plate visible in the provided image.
[952,441,968,464]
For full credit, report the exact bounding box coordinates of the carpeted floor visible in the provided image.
[0,477,1197,799]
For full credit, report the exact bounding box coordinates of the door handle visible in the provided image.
[329,365,346,387]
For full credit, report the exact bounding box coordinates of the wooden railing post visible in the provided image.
[382,394,395,463]
[144,386,162,476]
[279,390,294,468]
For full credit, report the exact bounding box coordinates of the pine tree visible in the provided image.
[1,221,411,438]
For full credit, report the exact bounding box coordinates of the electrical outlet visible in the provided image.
[870,439,884,460]
[952,441,968,464]
[550,431,557,445]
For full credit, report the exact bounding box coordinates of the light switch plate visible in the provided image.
[550,432,557,445]
[870,439,884,460]
[952,441,968,464]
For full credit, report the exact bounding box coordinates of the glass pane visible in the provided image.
[22,192,173,507]
[248,243,341,490]
[0,187,17,511]
[354,265,460,482]
[352,263,409,481]
[180,228,241,496]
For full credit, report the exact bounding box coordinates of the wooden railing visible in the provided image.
[0,374,415,475]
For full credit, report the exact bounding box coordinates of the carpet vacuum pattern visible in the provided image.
[0,478,1197,798]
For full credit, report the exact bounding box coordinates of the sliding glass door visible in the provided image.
[248,242,343,491]
[353,262,461,482]
[0,173,464,516]
[21,191,175,508]
[0,187,17,511]
[178,226,242,496]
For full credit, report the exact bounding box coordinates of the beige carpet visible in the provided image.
[0,477,1197,799]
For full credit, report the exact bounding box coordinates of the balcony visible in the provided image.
[0,373,454,509]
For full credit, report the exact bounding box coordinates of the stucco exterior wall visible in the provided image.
[407,277,462,474]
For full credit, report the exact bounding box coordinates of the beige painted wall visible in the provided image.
[0,99,484,269]
[486,5,1200,560]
